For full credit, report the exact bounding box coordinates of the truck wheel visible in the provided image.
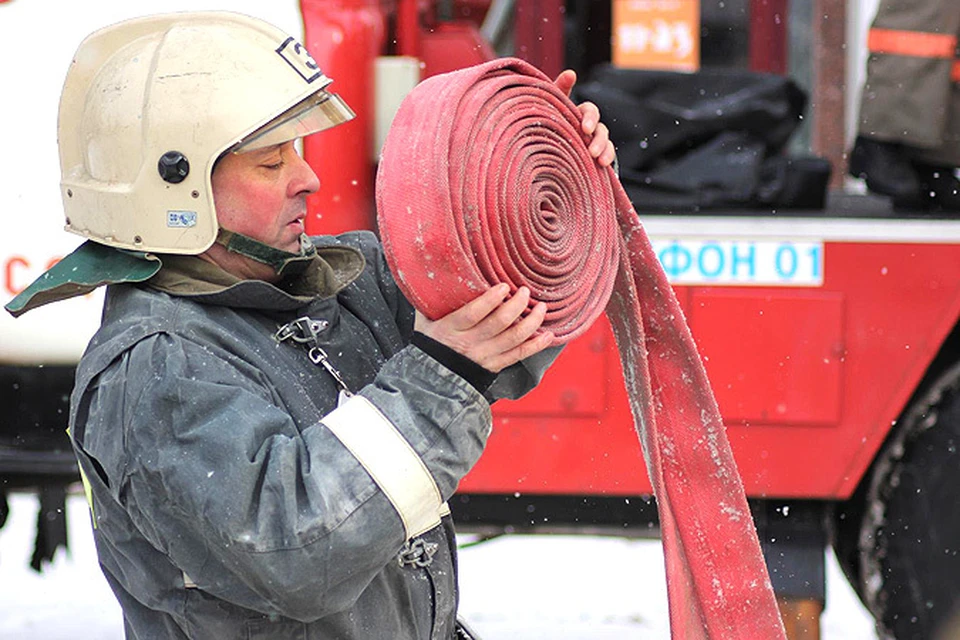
[857,362,960,639]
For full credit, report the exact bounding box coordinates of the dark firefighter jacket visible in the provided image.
[67,231,556,639]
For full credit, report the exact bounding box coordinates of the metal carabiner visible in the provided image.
[308,346,353,396]
[276,316,352,394]
[275,316,329,344]
[397,538,439,568]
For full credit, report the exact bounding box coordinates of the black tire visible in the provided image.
[858,363,960,640]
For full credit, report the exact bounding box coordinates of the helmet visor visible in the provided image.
[231,90,355,153]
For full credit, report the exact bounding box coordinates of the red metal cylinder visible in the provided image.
[514,0,565,80]
[749,0,789,74]
[397,0,420,58]
[300,0,386,235]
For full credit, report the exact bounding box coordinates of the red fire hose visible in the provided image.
[376,57,787,639]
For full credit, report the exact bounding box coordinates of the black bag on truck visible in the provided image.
[573,65,832,212]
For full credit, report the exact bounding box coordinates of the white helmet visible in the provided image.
[58,11,354,255]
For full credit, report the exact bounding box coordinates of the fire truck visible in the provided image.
[2,1,959,638]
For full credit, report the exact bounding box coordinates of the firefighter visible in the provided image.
[849,0,960,211]
[7,11,613,639]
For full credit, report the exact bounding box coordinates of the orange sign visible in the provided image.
[612,0,700,72]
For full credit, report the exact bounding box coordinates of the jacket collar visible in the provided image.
[3,237,366,318]
[147,243,365,311]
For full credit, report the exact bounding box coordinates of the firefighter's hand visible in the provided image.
[414,284,554,374]
[554,69,616,167]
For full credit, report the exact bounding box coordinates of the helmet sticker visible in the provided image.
[276,37,322,84]
[167,211,198,228]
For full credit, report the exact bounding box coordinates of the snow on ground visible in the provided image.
[0,492,878,639]
[457,531,879,639]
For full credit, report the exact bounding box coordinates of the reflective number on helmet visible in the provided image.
[167,211,198,228]
[276,36,322,84]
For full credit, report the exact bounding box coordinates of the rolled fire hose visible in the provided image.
[376,57,787,639]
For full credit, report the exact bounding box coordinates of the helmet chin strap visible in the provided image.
[216,229,317,278]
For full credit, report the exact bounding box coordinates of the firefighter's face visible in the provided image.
[212,141,320,253]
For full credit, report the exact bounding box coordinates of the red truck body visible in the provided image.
[460,217,960,500]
